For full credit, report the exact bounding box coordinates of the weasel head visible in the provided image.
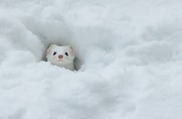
[46,44,75,67]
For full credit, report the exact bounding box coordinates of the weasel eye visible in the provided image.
[65,52,69,56]
[53,52,57,56]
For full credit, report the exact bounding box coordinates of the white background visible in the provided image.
[0,0,182,119]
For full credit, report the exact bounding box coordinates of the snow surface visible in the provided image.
[0,0,182,119]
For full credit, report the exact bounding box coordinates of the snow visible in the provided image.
[0,0,182,119]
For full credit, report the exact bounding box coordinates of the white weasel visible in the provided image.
[46,44,75,70]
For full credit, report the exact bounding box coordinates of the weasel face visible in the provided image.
[46,45,75,67]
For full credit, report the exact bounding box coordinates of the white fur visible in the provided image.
[46,44,75,70]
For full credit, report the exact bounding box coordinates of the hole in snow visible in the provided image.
[21,17,83,70]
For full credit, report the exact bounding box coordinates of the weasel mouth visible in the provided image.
[58,58,65,63]
[58,59,63,62]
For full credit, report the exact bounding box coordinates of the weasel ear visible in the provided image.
[47,44,55,54]
[70,46,74,55]
[68,46,74,56]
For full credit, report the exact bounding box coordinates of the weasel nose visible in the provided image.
[58,55,63,59]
